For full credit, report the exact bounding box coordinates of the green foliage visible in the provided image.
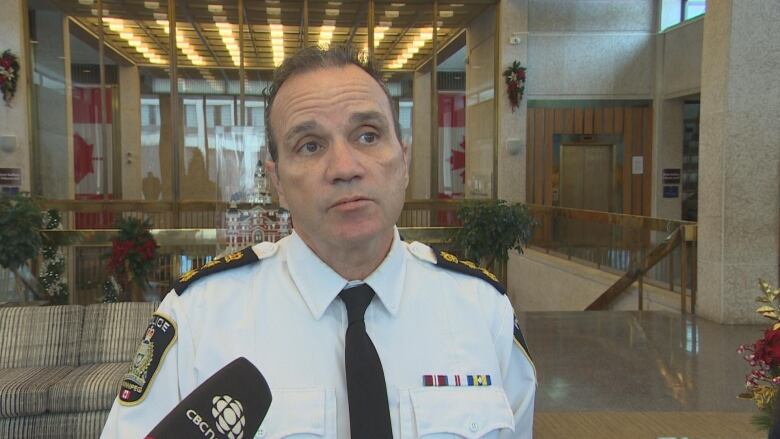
[102,278,119,303]
[453,199,534,267]
[109,217,158,293]
[0,193,43,271]
[39,209,68,304]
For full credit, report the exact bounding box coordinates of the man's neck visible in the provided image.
[296,229,395,281]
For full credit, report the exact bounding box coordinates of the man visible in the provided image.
[101,46,536,438]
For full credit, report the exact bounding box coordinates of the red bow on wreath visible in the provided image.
[503,61,526,113]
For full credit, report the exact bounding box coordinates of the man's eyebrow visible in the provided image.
[349,111,388,126]
[283,120,319,144]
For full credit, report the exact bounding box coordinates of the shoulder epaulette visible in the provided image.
[432,247,506,295]
[173,246,260,295]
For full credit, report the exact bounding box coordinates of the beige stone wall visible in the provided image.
[697,0,780,324]
[119,66,142,200]
[410,70,431,200]
[0,0,31,192]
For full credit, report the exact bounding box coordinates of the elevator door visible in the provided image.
[559,144,614,249]
[560,144,613,212]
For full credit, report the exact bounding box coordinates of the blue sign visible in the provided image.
[663,186,679,198]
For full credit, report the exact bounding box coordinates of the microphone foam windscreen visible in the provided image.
[147,357,272,439]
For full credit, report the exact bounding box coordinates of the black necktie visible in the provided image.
[339,283,393,438]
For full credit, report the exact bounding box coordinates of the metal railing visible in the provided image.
[2,199,695,311]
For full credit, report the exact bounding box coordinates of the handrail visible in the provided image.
[586,228,682,310]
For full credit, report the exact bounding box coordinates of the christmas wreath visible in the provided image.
[107,217,158,301]
[502,61,526,113]
[0,50,20,106]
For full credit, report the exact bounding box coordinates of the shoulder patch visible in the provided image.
[119,312,177,406]
[513,313,532,360]
[432,247,506,295]
[173,246,259,295]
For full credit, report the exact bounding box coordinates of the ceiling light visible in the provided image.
[119,32,133,40]
[328,1,342,5]
[385,10,399,18]
[439,10,453,17]
[413,39,425,48]
[208,4,223,13]
[406,46,419,54]
[270,29,283,38]
[108,22,124,32]
[420,27,433,40]
[267,7,281,15]
[391,3,405,6]
[137,46,149,54]
[129,39,142,47]
[325,9,339,16]
[215,21,232,28]
[144,1,159,9]
[78,0,93,5]
[219,28,233,37]
[90,8,109,16]
[153,13,166,21]
[155,19,168,26]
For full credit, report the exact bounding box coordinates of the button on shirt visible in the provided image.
[101,228,536,438]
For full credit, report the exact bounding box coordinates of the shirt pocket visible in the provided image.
[403,387,514,438]
[255,388,336,439]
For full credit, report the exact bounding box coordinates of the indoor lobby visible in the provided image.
[0,0,778,438]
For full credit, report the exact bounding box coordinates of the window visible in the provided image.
[660,0,706,31]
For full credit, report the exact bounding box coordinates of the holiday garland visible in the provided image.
[0,50,20,106]
[38,209,68,304]
[502,61,526,113]
[738,280,780,431]
[108,217,158,301]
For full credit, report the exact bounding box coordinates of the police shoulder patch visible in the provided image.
[432,247,506,295]
[173,246,260,295]
[119,312,177,406]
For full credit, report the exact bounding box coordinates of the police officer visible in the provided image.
[101,45,536,439]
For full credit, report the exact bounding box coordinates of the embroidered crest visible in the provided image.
[119,313,177,406]
[173,246,260,295]
[432,248,506,294]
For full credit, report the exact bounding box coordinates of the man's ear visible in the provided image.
[401,141,410,188]
[266,160,287,208]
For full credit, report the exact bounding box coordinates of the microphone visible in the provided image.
[146,357,272,439]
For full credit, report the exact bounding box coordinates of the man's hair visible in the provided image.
[264,45,402,162]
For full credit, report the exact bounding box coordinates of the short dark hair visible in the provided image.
[264,45,402,162]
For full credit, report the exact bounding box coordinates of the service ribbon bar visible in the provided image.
[422,374,492,387]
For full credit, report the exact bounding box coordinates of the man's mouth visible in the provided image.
[331,196,371,210]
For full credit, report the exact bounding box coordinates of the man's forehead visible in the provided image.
[274,65,389,110]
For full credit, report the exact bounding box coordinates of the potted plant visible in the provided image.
[452,199,535,272]
[0,193,47,301]
[107,217,159,302]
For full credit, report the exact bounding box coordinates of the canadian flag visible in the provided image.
[438,92,466,198]
[72,86,115,228]
[72,86,113,195]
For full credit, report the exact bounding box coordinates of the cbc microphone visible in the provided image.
[146,357,272,439]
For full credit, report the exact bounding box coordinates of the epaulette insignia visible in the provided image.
[173,246,259,295]
[433,248,506,295]
[513,313,532,360]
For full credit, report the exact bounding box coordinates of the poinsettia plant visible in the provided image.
[502,61,526,112]
[0,50,20,106]
[108,217,158,301]
[738,280,780,430]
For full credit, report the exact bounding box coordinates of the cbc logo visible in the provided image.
[212,395,246,439]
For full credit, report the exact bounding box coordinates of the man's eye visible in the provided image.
[358,132,378,144]
[299,142,321,154]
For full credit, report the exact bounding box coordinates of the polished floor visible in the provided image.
[523,311,766,438]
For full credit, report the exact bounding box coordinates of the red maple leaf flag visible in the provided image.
[73,133,94,184]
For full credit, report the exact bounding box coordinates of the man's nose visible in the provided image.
[325,139,365,183]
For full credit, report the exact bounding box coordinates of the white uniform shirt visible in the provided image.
[101,228,536,438]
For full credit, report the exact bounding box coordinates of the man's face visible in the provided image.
[267,64,409,252]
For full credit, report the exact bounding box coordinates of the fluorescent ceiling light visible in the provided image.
[385,10,399,18]
[144,1,159,9]
[440,10,453,17]
[208,4,223,13]
[325,9,339,16]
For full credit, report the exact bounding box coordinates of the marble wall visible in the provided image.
[697,0,780,324]
[0,0,31,192]
[410,70,431,200]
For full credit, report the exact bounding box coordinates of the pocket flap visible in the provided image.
[257,388,326,438]
[409,387,514,438]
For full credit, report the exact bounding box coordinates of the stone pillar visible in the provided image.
[497,0,528,204]
[410,70,431,200]
[697,0,780,324]
[0,0,31,193]
[119,66,142,200]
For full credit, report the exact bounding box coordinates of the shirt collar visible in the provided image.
[286,227,406,320]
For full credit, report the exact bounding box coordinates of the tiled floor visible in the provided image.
[521,311,763,413]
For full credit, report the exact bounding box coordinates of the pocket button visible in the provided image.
[255,426,266,438]
[469,421,479,433]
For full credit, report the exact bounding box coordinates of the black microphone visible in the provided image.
[146,357,272,439]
